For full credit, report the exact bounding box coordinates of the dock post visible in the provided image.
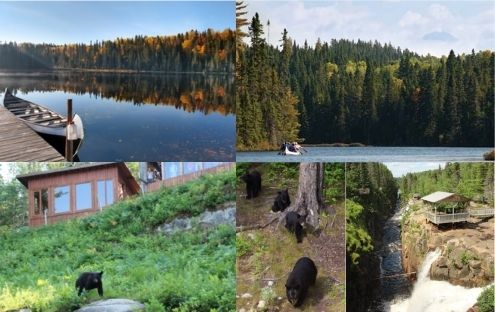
[65,99,74,162]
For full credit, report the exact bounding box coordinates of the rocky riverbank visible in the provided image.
[401,199,494,288]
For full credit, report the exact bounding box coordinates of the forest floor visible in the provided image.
[236,166,345,312]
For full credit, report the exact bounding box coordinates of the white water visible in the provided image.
[389,249,485,312]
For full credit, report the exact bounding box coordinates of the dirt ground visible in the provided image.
[236,166,346,312]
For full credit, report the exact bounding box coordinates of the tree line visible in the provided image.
[1,72,233,115]
[0,29,234,73]
[400,162,494,204]
[236,6,494,149]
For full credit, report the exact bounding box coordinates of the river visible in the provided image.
[236,146,491,162]
[0,71,235,161]
[368,200,412,311]
[372,202,486,312]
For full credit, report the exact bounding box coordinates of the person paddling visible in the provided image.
[293,141,307,153]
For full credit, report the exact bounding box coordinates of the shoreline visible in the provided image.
[0,68,233,75]
[236,145,494,153]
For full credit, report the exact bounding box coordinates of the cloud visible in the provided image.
[428,4,454,21]
[244,1,495,57]
[422,31,458,42]
[399,11,427,27]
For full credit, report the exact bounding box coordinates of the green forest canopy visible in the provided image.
[236,9,494,150]
[400,162,494,204]
[0,29,234,72]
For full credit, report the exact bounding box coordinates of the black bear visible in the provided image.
[240,170,261,199]
[75,271,104,296]
[272,189,291,212]
[285,257,317,307]
[285,211,303,243]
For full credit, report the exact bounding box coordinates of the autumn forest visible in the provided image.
[0,29,234,73]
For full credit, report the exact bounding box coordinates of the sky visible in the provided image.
[245,0,495,56]
[0,163,13,182]
[0,1,234,44]
[384,162,445,178]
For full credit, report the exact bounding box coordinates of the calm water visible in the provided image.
[0,71,234,161]
[237,146,492,162]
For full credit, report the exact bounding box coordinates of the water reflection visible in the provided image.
[0,71,235,161]
[0,71,234,115]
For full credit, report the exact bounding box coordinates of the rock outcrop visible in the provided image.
[401,200,494,288]
[429,239,494,287]
[157,204,235,235]
[75,299,145,312]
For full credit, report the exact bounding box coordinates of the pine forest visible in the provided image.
[236,2,494,150]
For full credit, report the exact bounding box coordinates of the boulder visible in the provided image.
[483,150,494,161]
[75,299,144,312]
[430,266,449,281]
[469,260,482,270]
[451,266,470,280]
[435,256,448,268]
[198,207,236,229]
[157,207,235,234]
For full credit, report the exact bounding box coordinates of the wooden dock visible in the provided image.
[0,106,65,161]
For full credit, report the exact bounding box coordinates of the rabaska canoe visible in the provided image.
[3,89,84,157]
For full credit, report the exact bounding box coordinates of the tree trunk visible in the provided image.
[292,162,325,231]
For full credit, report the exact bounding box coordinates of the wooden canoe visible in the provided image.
[3,89,85,157]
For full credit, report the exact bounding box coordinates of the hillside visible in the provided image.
[0,170,236,312]
[236,8,494,149]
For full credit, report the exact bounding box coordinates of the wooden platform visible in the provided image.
[0,106,65,161]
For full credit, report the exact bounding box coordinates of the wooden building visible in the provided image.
[139,162,234,192]
[17,163,141,227]
[422,191,470,225]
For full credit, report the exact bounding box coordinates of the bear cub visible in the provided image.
[285,211,304,243]
[285,257,317,307]
[240,170,261,199]
[272,189,290,212]
[75,271,104,296]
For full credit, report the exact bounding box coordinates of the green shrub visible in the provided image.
[346,200,373,266]
[477,285,494,312]
[0,170,236,312]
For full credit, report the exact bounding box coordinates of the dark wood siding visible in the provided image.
[27,166,136,227]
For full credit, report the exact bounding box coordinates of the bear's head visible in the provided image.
[280,189,290,202]
[285,281,301,306]
[93,271,103,283]
[240,172,251,183]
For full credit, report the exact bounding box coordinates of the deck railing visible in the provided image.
[468,207,495,218]
[146,163,235,192]
[426,211,469,224]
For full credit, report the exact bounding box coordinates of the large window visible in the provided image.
[164,162,181,179]
[183,162,203,174]
[97,179,114,208]
[76,182,92,211]
[54,186,70,213]
[34,189,49,215]
[204,162,221,169]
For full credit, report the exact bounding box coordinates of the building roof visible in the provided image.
[421,191,469,203]
[16,162,141,194]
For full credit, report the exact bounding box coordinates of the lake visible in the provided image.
[0,71,235,161]
[236,146,493,162]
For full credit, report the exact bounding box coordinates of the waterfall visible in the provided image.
[388,249,485,312]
